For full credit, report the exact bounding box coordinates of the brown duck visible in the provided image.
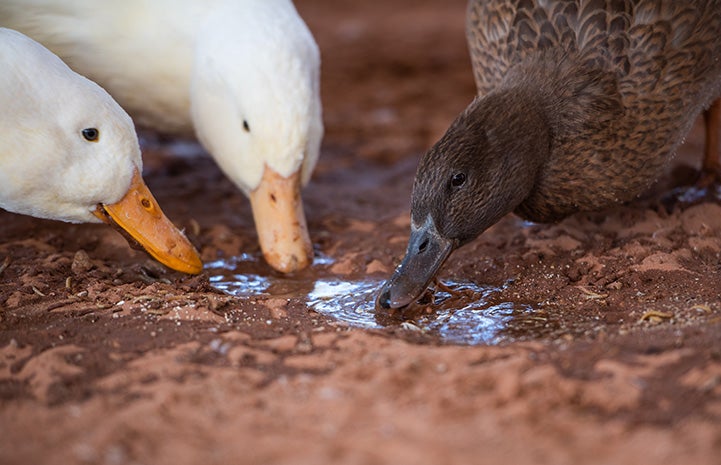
[377,0,721,310]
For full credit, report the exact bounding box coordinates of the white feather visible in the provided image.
[0,28,141,223]
[0,0,323,194]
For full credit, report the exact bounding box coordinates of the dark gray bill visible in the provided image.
[375,215,454,310]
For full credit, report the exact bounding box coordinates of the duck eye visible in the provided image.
[82,128,99,142]
[242,120,250,132]
[451,172,466,188]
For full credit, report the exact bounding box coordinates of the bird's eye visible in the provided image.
[451,172,466,188]
[242,120,250,132]
[82,128,99,142]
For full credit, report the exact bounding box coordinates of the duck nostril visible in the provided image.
[375,288,392,310]
[418,238,429,253]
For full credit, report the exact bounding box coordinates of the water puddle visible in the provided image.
[308,279,548,345]
[207,254,552,345]
[206,252,333,298]
[207,254,270,296]
[307,279,380,328]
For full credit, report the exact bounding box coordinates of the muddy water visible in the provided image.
[207,254,556,345]
[307,279,551,345]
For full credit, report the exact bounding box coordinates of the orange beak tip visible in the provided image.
[249,167,312,273]
[98,169,204,275]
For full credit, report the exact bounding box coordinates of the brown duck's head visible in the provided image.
[376,94,549,310]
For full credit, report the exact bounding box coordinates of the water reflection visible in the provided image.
[206,251,334,297]
[307,279,541,345]
[206,255,549,345]
[307,280,379,328]
[208,272,269,296]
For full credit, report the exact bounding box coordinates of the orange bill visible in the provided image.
[93,169,203,274]
[249,166,312,273]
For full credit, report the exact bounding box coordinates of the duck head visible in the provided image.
[376,92,550,310]
[190,0,323,273]
[0,28,202,274]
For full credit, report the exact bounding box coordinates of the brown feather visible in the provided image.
[460,0,721,222]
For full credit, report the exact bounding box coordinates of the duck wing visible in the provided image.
[466,0,721,103]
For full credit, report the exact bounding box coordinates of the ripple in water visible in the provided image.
[209,272,270,296]
[307,279,540,345]
[307,280,380,329]
[206,252,334,298]
[206,254,270,296]
[207,255,547,345]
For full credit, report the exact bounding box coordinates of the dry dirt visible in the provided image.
[2,1,721,464]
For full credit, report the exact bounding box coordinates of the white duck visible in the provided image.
[0,28,202,274]
[0,0,324,273]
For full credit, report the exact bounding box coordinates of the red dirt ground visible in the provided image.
[2,1,721,464]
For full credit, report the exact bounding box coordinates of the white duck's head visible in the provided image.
[190,0,323,273]
[0,28,202,274]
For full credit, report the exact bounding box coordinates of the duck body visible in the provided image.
[0,27,202,274]
[468,0,721,222]
[0,0,323,272]
[378,0,721,309]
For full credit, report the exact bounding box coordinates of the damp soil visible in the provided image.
[2,1,721,464]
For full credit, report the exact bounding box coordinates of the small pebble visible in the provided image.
[71,249,94,274]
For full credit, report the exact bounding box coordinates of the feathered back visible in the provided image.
[465,0,721,221]
[468,0,721,102]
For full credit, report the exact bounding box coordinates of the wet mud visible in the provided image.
[2,1,721,464]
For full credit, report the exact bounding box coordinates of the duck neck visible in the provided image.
[499,52,622,144]
[468,86,552,215]
[490,53,623,222]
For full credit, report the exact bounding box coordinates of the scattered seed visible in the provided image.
[32,286,46,297]
[691,304,712,314]
[640,310,673,323]
[578,287,608,300]
[145,308,169,315]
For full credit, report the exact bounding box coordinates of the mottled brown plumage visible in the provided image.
[466,0,721,221]
[377,0,721,310]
